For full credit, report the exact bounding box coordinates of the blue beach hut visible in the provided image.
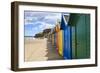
[60,14,72,59]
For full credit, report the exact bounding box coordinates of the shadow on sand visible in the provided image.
[46,39,63,60]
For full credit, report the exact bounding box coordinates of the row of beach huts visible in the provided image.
[46,13,90,59]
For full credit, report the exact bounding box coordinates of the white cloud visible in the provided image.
[38,22,55,30]
[24,11,62,36]
[25,17,38,25]
[45,14,61,20]
[43,23,55,29]
[24,11,61,25]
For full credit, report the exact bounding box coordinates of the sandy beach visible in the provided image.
[24,37,63,62]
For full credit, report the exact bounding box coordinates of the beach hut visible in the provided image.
[51,27,57,50]
[56,24,63,56]
[51,28,54,46]
[68,13,90,59]
[55,25,59,52]
[60,14,72,59]
[53,28,57,49]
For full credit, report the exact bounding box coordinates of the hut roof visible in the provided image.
[60,14,70,30]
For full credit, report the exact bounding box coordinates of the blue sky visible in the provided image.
[24,11,61,36]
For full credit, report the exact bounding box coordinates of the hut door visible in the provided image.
[69,14,90,59]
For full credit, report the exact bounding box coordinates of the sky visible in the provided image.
[24,11,61,36]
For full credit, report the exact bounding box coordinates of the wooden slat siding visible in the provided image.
[75,14,90,59]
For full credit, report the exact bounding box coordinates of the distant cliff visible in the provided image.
[34,29,51,38]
